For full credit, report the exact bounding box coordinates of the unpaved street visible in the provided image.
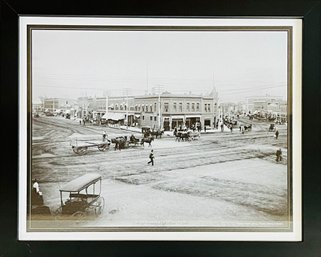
[31,116,289,229]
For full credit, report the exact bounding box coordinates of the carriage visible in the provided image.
[55,173,105,218]
[175,130,200,141]
[268,123,276,132]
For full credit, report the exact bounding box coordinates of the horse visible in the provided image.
[112,136,127,150]
[141,136,154,147]
[150,129,164,139]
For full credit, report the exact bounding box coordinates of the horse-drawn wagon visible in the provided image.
[175,130,200,141]
[268,123,276,132]
[70,135,111,155]
[55,173,105,218]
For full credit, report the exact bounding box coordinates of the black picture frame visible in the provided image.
[1,0,320,256]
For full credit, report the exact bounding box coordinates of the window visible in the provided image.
[150,105,152,112]
[187,103,190,111]
[173,102,177,111]
[164,103,169,112]
[154,117,157,121]
[154,103,157,112]
[150,116,153,121]
[142,105,145,112]
[196,103,200,111]
[208,104,211,112]
[205,104,207,112]
[142,116,144,120]
[192,103,195,111]
[179,103,182,112]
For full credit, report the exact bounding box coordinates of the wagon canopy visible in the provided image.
[59,173,102,193]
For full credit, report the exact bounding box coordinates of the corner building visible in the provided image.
[135,91,218,131]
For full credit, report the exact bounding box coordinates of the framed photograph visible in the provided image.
[18,17,302,241]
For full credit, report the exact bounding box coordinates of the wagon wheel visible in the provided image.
[71,211,86,219]
[98,143,108,151]
[74,146,88,155]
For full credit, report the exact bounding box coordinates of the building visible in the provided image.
[42,98,77,116]
[246,96,287,122]
[134,91,218,131]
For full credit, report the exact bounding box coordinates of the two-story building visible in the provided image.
[134,90,218,131]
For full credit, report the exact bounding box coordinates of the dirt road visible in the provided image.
[30,116,289,229]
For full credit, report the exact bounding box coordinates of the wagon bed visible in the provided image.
[70,139,110,155]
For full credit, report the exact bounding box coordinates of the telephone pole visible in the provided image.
[153,85,164,130]
[123,88,131,129]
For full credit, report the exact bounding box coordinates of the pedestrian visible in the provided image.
[32,178,44,205]
[79,119,82,125]
[275,128,279,139]
[276,148,282,162]
[230,125,233,133]
[221,123,224,132]
[32,179,41,194]
[147,149,154,166]
[204,126,207,133]
[102,131,107,141]
[83,119,86,126]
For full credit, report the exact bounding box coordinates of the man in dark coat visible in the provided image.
[276,148,282,162]
[148,150,154,166]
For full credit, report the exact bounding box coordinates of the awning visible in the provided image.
[102,112,125,121]
[171,115,184,119]
[185,115,201,118]
[60,173,101,192]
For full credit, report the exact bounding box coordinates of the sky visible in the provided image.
[32,29,288,103]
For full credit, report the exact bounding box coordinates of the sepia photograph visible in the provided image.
[19,17,302,241]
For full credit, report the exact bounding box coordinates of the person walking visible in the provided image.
[275,128,279,139]
[102,131,107,141]
[147,150,154,166]
[276,148,282,162]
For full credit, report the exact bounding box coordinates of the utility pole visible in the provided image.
[123,88,130,129]
[153,85,164,130]
[212,72,216,129]
[104,90,109,117]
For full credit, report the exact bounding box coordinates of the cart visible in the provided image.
[56,173,105,218]
[71,138,110,155]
